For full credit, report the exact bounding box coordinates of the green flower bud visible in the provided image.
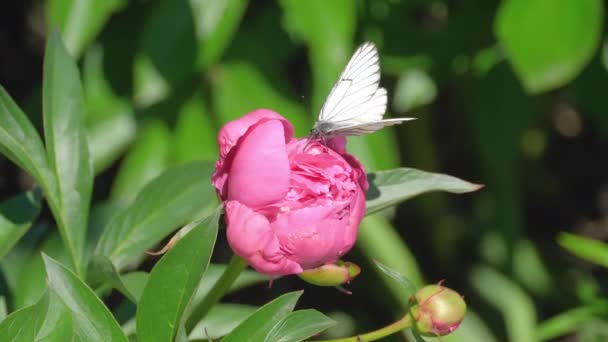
[409,284,466,336]
[298,261,361,287]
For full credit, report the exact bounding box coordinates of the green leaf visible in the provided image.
[43,31,93,275]
[442,310,498,342]
[558,232,608,268]
[357,215,424,308]
[172,94,218,164]
[47,0,127,57]
[0,86,53,198]
[110,120,171,200]
[96,162,215,270]
[191,264,268,304]
[495,0,603,93]
[13,231,71,310]
[392,69,437,112]
[279,0,356,112]
[265,310,336,342]
[36,291,75,342]
[0,297,6,322]
[188,304,257,340]
[191,0,248,68]
[222,291,302,342]
[536,300,608,341]
[471,266,537,342]
[43,254,128,342]
[82,45,136,174]
[89,255,137,302]
[0,291,48,341]
[140,0,197,84]
[211,62,310,137]
[373,260,417,297]
[136,208,220,342]
[121,272,149,302]
[366,168,483,215]
[0,190,42,260]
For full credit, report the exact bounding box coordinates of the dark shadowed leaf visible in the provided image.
[140,0,197,84]
[43,31,93,275]
[136,208,220,342]
[96,162,215,270]
[365,168,482,215]
[43,254,128,341]
[222,291,302,342]
[265,309,336,342]
[0,190,42,260]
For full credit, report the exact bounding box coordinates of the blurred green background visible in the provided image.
[1,0,608,341]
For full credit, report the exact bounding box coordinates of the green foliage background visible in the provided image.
[0,0,608,341]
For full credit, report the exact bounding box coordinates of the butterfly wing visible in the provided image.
[329,118,416,136]
[317,42,384,124]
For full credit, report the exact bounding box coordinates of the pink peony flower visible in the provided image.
[212,109,368,276]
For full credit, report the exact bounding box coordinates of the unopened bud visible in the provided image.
[409,284,466,336]
[298,261,361,287]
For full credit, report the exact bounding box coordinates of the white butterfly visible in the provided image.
[310,42,414,138]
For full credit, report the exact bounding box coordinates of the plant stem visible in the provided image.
[185,254,248,333]
[316,314,413,341]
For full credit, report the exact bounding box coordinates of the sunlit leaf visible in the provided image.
[536,300,608,341]
[558,232,608,268]
[43,31,93,275]
[96,162,215,270]
[188,304,257,340]
[136,208,220,342]
[471,266,537,342]
[366,168,483,215]
[190,0,248,68]
[495,0,603,93]
[43,254,128,341]
[110,120,171,201]
[265,309,336,342]
[36,291,75,342]
[223,291,302,341]
[89,255,136,302]
[47,0,127,57]
[0,86,53,206]
[0,291,48,341]
[373,260,417,297]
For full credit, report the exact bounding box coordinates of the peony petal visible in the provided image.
[217,109,293,160]
[272,203,350,269]
[225,201,302,276]
[227,120,291,208]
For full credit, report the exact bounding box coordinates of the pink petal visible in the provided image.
[217,109,293,160]
[272,204,350,269]
[225,201,302,276]
[227,119,291,209]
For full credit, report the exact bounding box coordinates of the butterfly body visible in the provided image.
[311,42,414,139]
